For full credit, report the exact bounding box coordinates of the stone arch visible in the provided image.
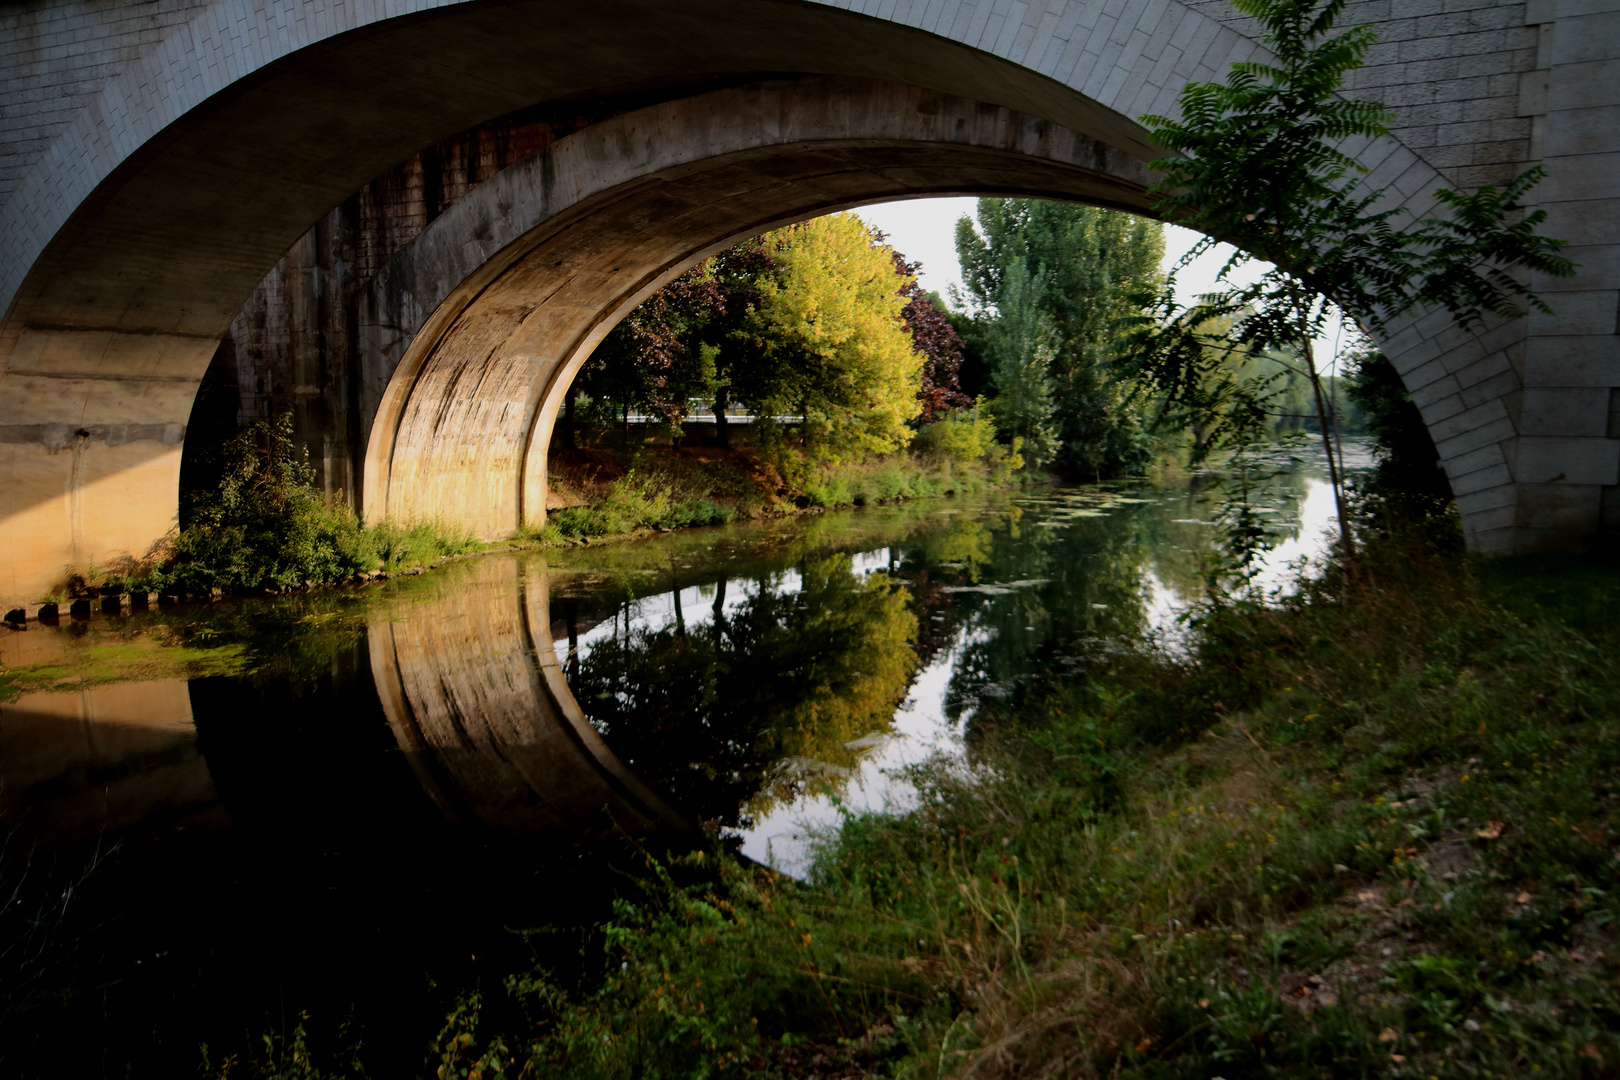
[1,0,1611,601]
[356,76,1152,534]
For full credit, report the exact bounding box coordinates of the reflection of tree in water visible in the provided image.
[568,553,916,830]
[919,496,1161,729]
[1144,457,1325,599]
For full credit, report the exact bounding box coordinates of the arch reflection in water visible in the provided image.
[366,558,691,841]
[368,549,922,845]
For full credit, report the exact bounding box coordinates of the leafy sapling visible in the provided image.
[1119,0,1574,566]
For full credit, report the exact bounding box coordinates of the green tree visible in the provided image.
[1122,0,1574,557]
[575,265,725,446]
[576,218,937,460]
[750,213,924,461]
[1346,345,1452,514]
[979,257,1059,466]
[955,199,1165,475]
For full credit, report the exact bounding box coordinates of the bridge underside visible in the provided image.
[0,0,1614,604]
[360,78,1151,536]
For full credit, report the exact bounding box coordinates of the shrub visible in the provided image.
[912,398,1000,465]
[158,417,371,592]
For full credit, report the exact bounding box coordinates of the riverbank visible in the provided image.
[2,417,1021,614]
[419,515,1620,1079]
[536,417,1022,544]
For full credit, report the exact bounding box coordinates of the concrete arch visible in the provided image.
[369,557,689,839]
[358,76,1150,534]
[0,0,1614,602]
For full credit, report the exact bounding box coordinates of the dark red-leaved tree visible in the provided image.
[891,251,970,422]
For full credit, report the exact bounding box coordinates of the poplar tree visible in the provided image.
[954,199,1165,475]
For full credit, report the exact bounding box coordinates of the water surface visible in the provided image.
[0,448,1358,1076]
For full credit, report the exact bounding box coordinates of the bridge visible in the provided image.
[0,0,1614,603]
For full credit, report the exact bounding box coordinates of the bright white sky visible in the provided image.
[852,196,1352,366]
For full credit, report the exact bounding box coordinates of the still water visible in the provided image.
[0,447,1363,1076]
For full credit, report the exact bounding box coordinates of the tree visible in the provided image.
[1345,346,1451,513]
[889,250,970,422]
[1121,0,1574,559]
[955,199,1165,475]
[751,213,924,461]
[575,265,726,447]
[575,219,947,455]
[570,554,917,827]
[979,258,1059,465]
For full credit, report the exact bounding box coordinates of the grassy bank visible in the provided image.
[381,512,1620,1080]
[48,413,1016,601]
[540,410,1021,544]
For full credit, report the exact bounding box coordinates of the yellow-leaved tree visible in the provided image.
[753,213,923,461]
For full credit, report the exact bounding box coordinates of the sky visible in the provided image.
[852,196,1353,368]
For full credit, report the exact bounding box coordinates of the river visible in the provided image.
[0,444,1365,1077]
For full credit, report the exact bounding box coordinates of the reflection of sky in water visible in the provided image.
[570,551,897,669]
[562,444,1366,877]
[740,627,977,872]
[1140,475,1341,645]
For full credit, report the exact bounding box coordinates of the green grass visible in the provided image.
[800,454,1004,510]
[537,410,1024,547]
[533,468,735,542]
[405,518,1620,1080]
[361,518,484,573]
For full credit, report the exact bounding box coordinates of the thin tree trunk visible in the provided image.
[566,601,579,681]
[712,576,727,638]
[563,385,578,450]
[622,397,630,447]
[1293,291,1354,558]
[714,385,730,450]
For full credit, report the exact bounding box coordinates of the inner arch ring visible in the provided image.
[358,77,1154,534]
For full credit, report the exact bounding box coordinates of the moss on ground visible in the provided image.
[0,638,251,703]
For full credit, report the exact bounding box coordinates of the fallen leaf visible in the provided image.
[1135,1038,1153,1051]
[1389,1053,1406,1063]
[1198,998,1210,1008]
[1477,820,1505,840]
[1357,891,1376,902]
[1516,892,1531,905]
[1528,951,1545,963]
[1581,1044,1602,1062]
[1378,1028,1399,1043]
[1571,951,1587,963]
